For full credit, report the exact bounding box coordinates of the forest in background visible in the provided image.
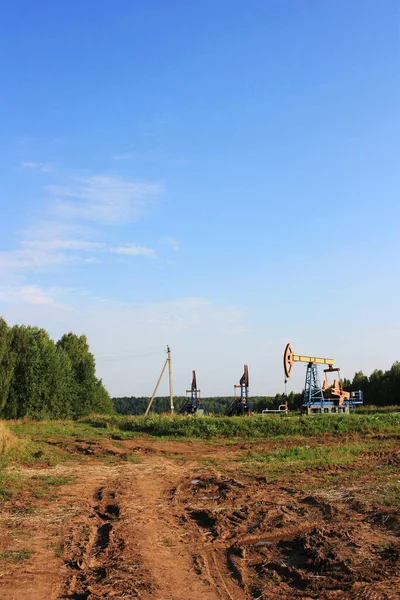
[113,362,400,415]
[0,317,113,419]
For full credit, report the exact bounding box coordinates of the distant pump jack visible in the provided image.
[226,365,253,416]
[178,371,206,416]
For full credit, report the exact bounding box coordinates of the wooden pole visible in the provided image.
[167,345,174,413]
[144,357,168,417]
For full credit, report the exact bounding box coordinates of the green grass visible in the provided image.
[5,413,400,443]
[0,471,76,501]
[0,549,35,563]
[31,474,76,498]
[79,413,400,439]
[1,421,66,469]
[196,457,220,468]
[0,472,24,499]
[8,419,118,439]
[380,483,400,509]
[356,405,400,415]
[54,543,64,558]
[124,453,141,464]
[31,474,75,485]
[238,443,367,473]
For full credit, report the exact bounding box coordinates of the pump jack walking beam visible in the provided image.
[283,343,334,379]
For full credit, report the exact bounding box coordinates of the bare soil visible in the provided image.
[0,437,399,599]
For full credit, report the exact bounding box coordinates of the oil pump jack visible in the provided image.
[227,365,253,416]
[283,343,363,414]
[177,371,206,416]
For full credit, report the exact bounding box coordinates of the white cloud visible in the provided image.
[23,239,105,252]
[0,238,156,273]
[0,248,73,270]
[111,244,155,257]
[0,284,55,305]
[17,285,54,305]
[22,161,53,173]
[22,220,89,241]
[48,175,162,223]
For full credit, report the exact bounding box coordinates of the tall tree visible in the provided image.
[57,333,113,416]
[5,325,43,419]
[0,318,15,414]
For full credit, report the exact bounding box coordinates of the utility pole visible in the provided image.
[168,345,174,413]
[144,345,174,417]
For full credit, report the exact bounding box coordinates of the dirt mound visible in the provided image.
[171,473,400,599]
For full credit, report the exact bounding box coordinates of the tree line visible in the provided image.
[0,317,113,419]
[113,363,400,415]
[342,362,400,406]
[112,394,302,415]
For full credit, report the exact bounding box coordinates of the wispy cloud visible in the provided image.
[17,285,54,305]
[164,237,179,252]
[48,175,162,223]
[0,284,55,305]
[21,161,54,173]
[0,248,74,270]
[112,153,134,160]
[23,239,105,252]
[1,172,165,286]
[111,244,155,257]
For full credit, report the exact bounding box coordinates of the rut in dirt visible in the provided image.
[61,479,153,600]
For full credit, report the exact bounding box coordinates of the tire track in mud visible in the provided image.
[63,483,121,598]
[61,475,153,600]
[121,461,233,600]
[60,461,229,600]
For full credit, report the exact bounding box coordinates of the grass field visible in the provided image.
[80,411,400,438]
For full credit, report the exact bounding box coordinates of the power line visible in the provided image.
[95,350,165,362]
[95,344,165,357]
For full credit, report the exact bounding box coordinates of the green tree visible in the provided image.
[5,325,44,419]
[92,379,114,414]
[57,333,113,416]
[379,362,400,406]
[351,371,369,396]
[368,369,384,405]
[46,345,76,419]
[0,318,15,414]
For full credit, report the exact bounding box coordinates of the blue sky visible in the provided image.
[1,1,399,398]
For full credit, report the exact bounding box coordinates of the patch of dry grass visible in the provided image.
[0,422,24,456]
[0,421,64,468]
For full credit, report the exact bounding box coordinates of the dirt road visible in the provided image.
[0,438,399,599]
